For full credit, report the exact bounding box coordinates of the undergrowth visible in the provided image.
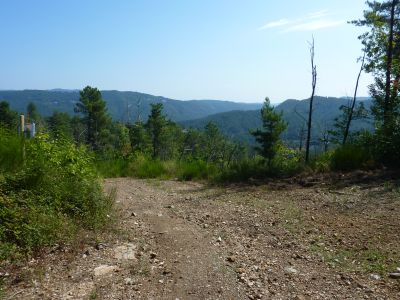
[0,130,112,261]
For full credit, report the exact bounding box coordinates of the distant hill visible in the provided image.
[180,96,374,145]
[0,90,262,122]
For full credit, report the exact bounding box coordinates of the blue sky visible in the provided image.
[0,0,371,103]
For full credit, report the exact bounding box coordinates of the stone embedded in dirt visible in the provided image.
[94,242,108,251]
[125,277,135,285]
[284,266,298,275]
[93,265,118,277]
[370,274,381,280]
[131,212,137,217]
[388,272,400,279]
[150,252,157,259]
[217,236,222,243]
[114,243,137,260]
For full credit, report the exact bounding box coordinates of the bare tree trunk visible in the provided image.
[343,52,366,145]
[305,37,317,163]
[383,0,396,133]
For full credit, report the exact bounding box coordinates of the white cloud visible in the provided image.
[284,20,345,32]
[258,19,289,30]
[259,9,344,33]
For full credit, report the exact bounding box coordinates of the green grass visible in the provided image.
[310,240,397,275]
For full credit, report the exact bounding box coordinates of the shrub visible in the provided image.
[0,133,111,260]
[330,144,372,171]
[0,128,24,173]
[177,160,214,181]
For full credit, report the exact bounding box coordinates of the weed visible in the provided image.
[89,289,98,299]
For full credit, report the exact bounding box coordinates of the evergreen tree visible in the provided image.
[129,121,150,154]
[251,97,287,164]
[0,101,18,130]
[352,0,400,162]
[46,111,73,140]
[146,103,167,158]
[75,86,111,150]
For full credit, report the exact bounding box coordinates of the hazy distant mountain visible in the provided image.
[180,96,374,144]
[0,90,262,122]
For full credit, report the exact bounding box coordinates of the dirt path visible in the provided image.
[2,178,400,299]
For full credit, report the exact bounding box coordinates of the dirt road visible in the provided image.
[3,178,400,299]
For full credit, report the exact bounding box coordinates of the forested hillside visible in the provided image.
[180,96,373,144]
[0,90,262,122]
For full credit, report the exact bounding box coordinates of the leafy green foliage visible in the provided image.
[0,132,111,260]
[0,101,18,130]
[46,111,74,140]
[330,145,373,171]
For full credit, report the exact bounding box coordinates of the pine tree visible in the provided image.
[251,97,287,164]
[75,86,111,150]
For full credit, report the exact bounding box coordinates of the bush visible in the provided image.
[0,133,111,260]
[215,158,267,183]
[0,129,24,173]
[177,160,215,181]
[330,145,372,171]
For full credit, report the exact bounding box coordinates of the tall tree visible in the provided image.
[27,102,40,123]
[352,0,400,132]
[305,37,317,163]
[129,121,150,154]
[75,86,111,150]
[352,0,400,162]
[146,103,167,158]
[46,111,73,140]
[251,97,287,164]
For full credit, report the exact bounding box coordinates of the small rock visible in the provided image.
[131,212,137,217]
[114,243,137,260]
[150,252,157,259]
[388,272,400,279]
[284,266,298,275]
[95,243,107,250]
[94,265,118,277]
[370,274,381,280]
[158,279,164,284]
[125,278,134,285]
[217,236,222,243]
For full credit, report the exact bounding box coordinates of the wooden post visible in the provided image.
[20,114,25,136]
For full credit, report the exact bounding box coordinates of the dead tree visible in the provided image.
[342,52,366,145]
[305,37,317,163]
